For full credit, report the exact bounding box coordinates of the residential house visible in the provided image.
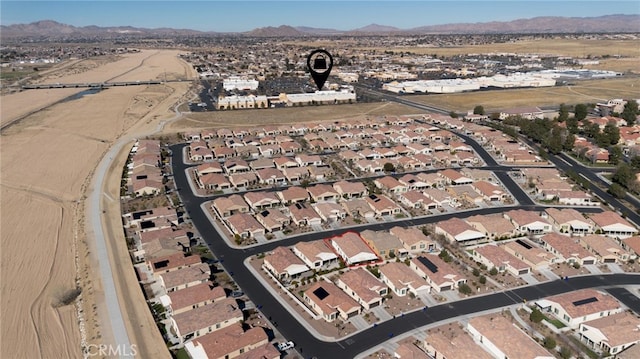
[502,239,559,270]
[537,289,623,328]
[277,186,309,205]
[304,281,361,322]
[504,209,552,235]
[359,229,407,259]
[255,167,286,185]
[262,246,311,282]
[472,181,507,202]
[410,254,467,292]
[307,184,340,202]
[333,180,367,199]
[282,166,309,182]
[467,315,554,359]
[287,203,322,227]
[273,156,299,170]
[498,106,544,120]
[228,172,258,189]
[158,263,211,292]
[398,190,437,210]
[465,214,517,240]
[225,213,265,239]
[544,208,594,236]
[254,209,290,233]
[389,226,436,254]
[211,195,249,218]
[579,234,630,263]
[540,233,597,266]
[398,174,430,191]
[329,232,379,266]
[434,217,486,245]
[335,268,387,310]
[312,202,347,222]
[446,185,484,206]
[164,283,226,316]
[200,173,231,191]
[341,198,376,219]
[439,169,473,185]
[249,157,275,170]
[395,343,431,359]
[424,323,493,359]
[621,236,640,258]
[184,325,270,359]
[379,261,430,297]
[196,162,224,176]
[364,194,402,217]
[589,211,638,239]
[308,165,334,181]
[578,311,640,356]
[148,252,201,275]
[471,244,531,276]
[223,159,250,174]
[292,240,340,271]
[295,154,323,167]
[243,191,280,211]
[374,176,408,195]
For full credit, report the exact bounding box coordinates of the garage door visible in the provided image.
[583,260,595,265]
[603,258,616,263]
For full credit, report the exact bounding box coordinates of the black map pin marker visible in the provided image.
[307,49,333,91]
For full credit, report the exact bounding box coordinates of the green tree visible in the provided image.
[473,105,485,115]
[438,249,452,263]
[612,163,635,188]
[490,112,501,120]
[458,283,472,295]
[630,156,640,170]
[546,126,564,154]
[563,132,576,151]
[489,267,498,276]
[557,103,569,122]
[603,122,620,145]
[449,111,459,118]
[621,99,639,126]
[559,346,572,359]
[566,116,579,134]
[479,275,486,285]
[608,146,623,165]
[609,183,627,198]
[574,103,588,121]
[543,336,557,350]
[529,307,545,323]
[472,268,480,277]
[383,162,395,173]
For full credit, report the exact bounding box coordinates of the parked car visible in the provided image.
[277,341,295,351]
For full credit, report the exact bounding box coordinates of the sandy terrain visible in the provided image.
[1,49,195,358]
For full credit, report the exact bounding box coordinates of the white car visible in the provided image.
[277,341,295,351]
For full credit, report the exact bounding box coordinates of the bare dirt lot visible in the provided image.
[1,49,194,359]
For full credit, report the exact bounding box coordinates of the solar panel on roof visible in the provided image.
[516,239,532,250]
[313,287,330,300]
[369,194,378,200]
[260,210,269,217]
[572,297,598,306]
[417,256,438,273]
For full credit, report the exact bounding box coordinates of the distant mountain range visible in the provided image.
[2,15,639,39]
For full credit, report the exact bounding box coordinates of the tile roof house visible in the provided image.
[395,342,431,359]
[158,263,211,293]
[467,315,554,359]
[307,184,340,202]
[502,239,559,270]
[211,195,249,218]
[537,289,623,328]
[589,211,638,239]
[472,180,507,202]
[262,246,311,282]
[243,191,281,211]
[544,208,594,236]
[292,240,339,271]
[540,233,597,266]
[196,162,224,176]
[164,283,226,316]
[424,323,493,359]
[341,198,376,219]
[434,217,485,244]
[281,166,310,182]
[276,186,310,205]
[148,252,201,275]
[312,202,347,222]
[225,213,265,239]
[410,254,467,292]
[438,168,473,185]
[471,244,531,276]
[374,176,408,195]
[228,172,258,189]
[389,226,437,254]
[423,188,458,208]
[255,167,286,185]
[223,158,251,174]
[304,280,361,322]
[359,229,407,259]
[333,180,368,199]
[287,203,322,227]
[621,235,640,257]
[329,232,379,266]
[364,194,402,218]
[579,234,630,263]
[379,261,431,296]
[335,268,388,310]
[504,209,552,235]
[184,324,269,359]
[254,208,290,232]
[398,174,430,191]
[398,190,437,209]
[199,173,231,191]
[465,214,517,240]
[578,311,640,356]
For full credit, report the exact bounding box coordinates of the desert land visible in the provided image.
[1,49,194,359]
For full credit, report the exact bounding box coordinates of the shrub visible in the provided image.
[489,267,498,276]
[479,275,486,285]
[458,283,472,295]
[543,336,556,350]
[529,308,544,323]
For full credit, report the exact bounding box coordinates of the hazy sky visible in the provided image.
[2,1,639,32]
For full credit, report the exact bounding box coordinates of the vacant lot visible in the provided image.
[165,101,418,132]
[1,49,188,359]
[409,76,640,113]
